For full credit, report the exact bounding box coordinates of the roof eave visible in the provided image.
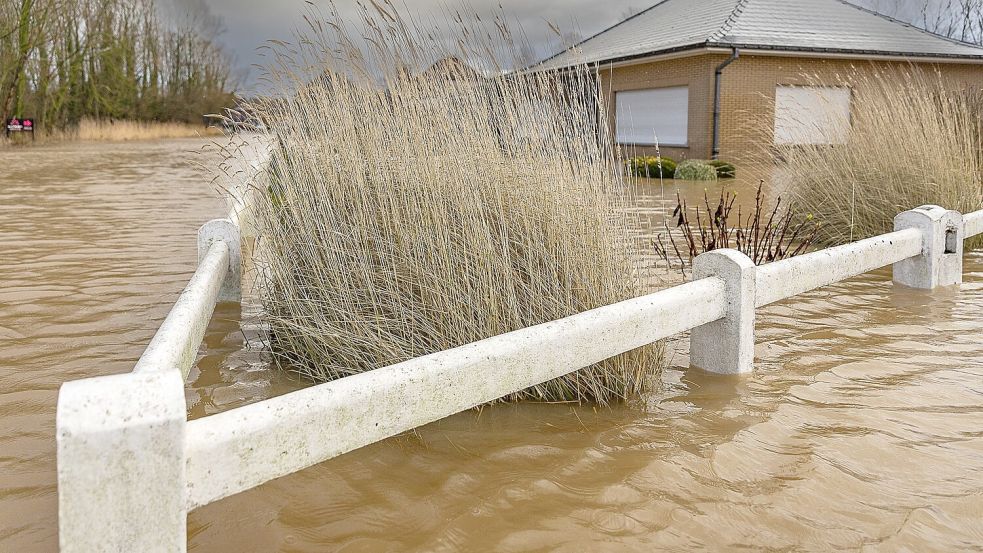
[713,42,983,63]
[568,43,983,70]
[532,43,716,73]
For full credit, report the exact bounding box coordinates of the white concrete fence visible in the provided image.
[56,201,983,552]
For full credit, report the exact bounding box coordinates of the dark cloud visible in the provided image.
[181,0,644,91]
[184,0,948,92]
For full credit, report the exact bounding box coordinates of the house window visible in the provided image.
[615,87,689,146]
[774,86,851,145]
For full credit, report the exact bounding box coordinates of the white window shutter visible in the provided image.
[615,87,689,146]
[774,86,851,145]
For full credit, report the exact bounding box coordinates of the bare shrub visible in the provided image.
[654,181,820,274]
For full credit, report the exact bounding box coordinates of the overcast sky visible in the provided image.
[182,0,942,93]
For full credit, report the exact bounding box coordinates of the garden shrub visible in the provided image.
[626,156,676,178]
[707,160,736,179]
[674,159,718,181]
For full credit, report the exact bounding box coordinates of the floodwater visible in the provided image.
[1,142,982,551]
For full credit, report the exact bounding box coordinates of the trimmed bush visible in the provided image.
[707,159,736,179]
[626,155,676,178]
[674,159,718,181]
[625,157,644,176]
[648,156,677,178]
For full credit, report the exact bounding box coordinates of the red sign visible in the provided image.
[6,117,34,132]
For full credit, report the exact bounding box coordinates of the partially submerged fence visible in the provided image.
[56,193,983,551]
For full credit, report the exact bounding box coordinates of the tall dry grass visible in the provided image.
[234,4,660,404]
[76,118,224,141]
[0,118,224,147]
[769,68,982,244]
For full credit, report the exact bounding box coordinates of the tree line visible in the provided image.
[0,0,237,132]
[923,0,983,44]
[863,0,983,45]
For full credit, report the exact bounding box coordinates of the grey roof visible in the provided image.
[539,0,983,69]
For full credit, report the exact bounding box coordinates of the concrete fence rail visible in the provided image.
[55,194,983,551]
[132,219,240,379]
[184,276,728,509]
[966,209,983,238]
[754,228,923,307]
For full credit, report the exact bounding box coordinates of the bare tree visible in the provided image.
[1,0,237,131]
[620,5,643,20]
[853,0,983,45]
[919,0,983,44]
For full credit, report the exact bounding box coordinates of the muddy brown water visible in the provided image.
[1,142,982,551]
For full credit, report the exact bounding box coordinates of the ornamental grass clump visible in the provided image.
[238,4,660,404]
[768,68,982,245]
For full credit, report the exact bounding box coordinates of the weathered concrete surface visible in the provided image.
[198,218,241,302]
[894,205,963,289]
[183,277,728,509]
[689,249,756,374]
[756,228,923,307]
[133,240,229,378]
[965,209,983,238]
[57,370,186,553]
[54,199,983,551]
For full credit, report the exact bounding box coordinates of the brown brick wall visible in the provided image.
[598,52,983,165]
[597,54,718,161]
[718,54,983,165]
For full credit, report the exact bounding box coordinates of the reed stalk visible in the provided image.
[766,68,983,245]
[75,118,223,141]
[234,4,661,404]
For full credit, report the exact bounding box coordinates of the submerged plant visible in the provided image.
[674,159,718,181]
[654,181,820,272]
[707,160,736,179]
[235,3,660,404]
[626,155,677,178]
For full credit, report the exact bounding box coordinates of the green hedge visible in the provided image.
[674,159,718,181]
[627,156,735,180]
[626,156,677,179]
[707,160,736,179]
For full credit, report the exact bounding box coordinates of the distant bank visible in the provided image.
[2,118,224,146]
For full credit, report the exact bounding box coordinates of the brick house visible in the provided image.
[539,0,983,163]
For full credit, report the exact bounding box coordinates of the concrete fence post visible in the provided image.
[893,205,963,289]
[689,249,756,374]
[57,369,187,553]
[198,218,241,302]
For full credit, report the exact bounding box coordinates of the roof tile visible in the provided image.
[539,0,983,69]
